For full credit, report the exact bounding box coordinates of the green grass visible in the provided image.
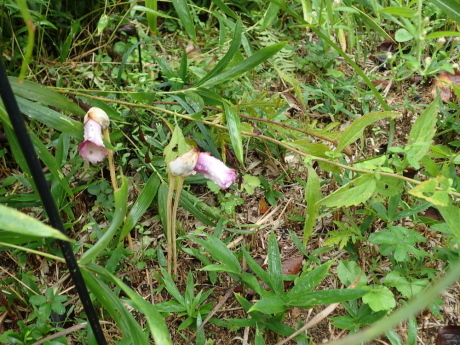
[1,0,460,344]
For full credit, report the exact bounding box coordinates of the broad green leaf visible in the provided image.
[287,289,368,308]
[429,0,460,24]
[79,177,129,265]
[337,260,367,288]
[0,204,69,241]
[407,99,439,168]
[377,7,416,17]
[193,234,241,274]
[319,174,376,208]
[249,296,287,314]
[268,232,284,294]
[16,97,83,139]
[164,125,192,164]
[171,0,196,42]
[223,102,244,165]
[119,174,160,241]
[385,271,429,299]
[303,165,321,244]
[198,42,287,88]
[408,176,452,206]
[195,20,242,88]
[436,204,460,239]
[335,112,399,152]
[362,285,396,312]
[8,77,85,116]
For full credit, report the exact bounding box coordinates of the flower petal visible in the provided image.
[78,141,108,163]
[168,149,199,176]
[194,152,237,189]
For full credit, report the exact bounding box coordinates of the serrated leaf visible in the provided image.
[362,285,396,312]
[319,174,376,208]
[436,204,460,239]
[335,112,399,152]
[408,176,452,206]
[337,260,367,288]
[223,102,244,165]
[385,271,429,299]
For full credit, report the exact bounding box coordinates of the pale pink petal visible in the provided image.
[78,119,108,163]
[168,149,199,176]
[78,141,108,163]
[194,152,237,189]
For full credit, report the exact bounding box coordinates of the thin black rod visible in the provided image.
[0,61,108,345]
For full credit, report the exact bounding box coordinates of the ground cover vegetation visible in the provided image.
[1,0,460,344]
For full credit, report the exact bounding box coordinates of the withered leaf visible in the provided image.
[431,71,460,102]
[436,326,460,345]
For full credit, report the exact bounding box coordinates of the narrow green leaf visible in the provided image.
[249,296,287,314]
[242,249,271,293]
[16,97,83,139]
[429,0,460,24]
[223,102,244,165]
[120,174,160,241]
[210,0,238,19]
[193,234,241,274]
[179,189,218,226]
[79,177,129,265]
[171,0,196,42]
[319,174,377,208]
[377,7,416,17]
[82,268,157,345]
[261,1,285,30]
[0,205,69,241]
[287,260,333,299]
[287,289,368,308]
[8,77,85,116]
[407,99,439,168]
[303,166,321,244]
[268,232,284,294]
[335,111,399,152]
[195,20,242,87]
[199,42,287,88]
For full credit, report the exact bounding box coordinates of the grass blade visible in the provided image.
[223,102,244,165]
[198,42,287,88]
[171,0,196,42]
[119,174,160,241]
[429,0,460,23]
[79,177,129,265]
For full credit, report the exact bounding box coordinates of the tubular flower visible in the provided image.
[78,107,110,163]
[194,152,237,189]
[168,149,199,176]
[168,149,237,189]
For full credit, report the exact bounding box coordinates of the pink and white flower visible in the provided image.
[168,149,237,189]
[78,107,110,163]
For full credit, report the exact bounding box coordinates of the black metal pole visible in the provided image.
[0,61,108,345]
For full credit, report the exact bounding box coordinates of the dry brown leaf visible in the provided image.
[436,326,460,345]
[431,71,460,101]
